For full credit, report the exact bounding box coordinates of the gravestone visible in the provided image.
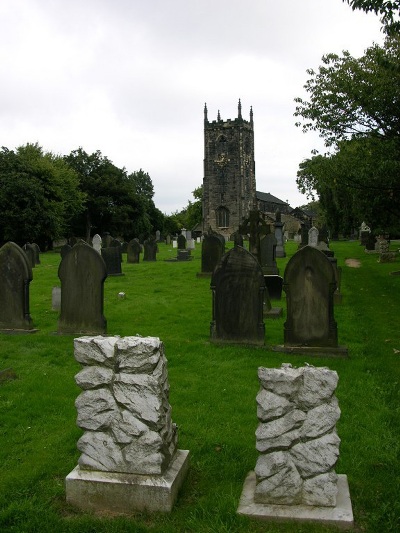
[101,247,123,276]
[177,250,191,261]
[274,210,286,258]
[166,234,171,245]
[127,239,142,263]
[172,239,178,249]
[31,243,41,264]
[238,364,353,528]
[155,230,161,242]
[275,246,347,356]
[23,243,36,269]
[92,234,102,254]
[110,239,123,263]
[102,233,113,248]
[58,241,107,334]
[308,226,319,247]
[66,335,189,514]
[52,286,61,311]
[198,234,225,276]
[61,244,72,259]
[187,238,195,250]
[240,210,268,265]
[143,237,157,261]
[177,234,186,250]
[210,246,265,345]
[259,234,279,275]
[0,242,36,332]
[359,222,371,246]
[365,233,376,251]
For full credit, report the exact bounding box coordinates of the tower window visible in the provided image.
[217,207,229,228]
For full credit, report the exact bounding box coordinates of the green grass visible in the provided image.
[0,240,399,532]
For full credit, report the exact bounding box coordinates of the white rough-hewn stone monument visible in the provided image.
[66,335,189,514]
[238,363,353,528]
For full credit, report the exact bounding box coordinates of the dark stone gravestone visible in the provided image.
[264,275,283,300]
[127,239,142,263]
[101,246,123,276]
[198,234,225,277]
[143,237,157,261]
[102,232,113,248]
[365,233,376,251]
[166,234,171,245]
[232,231,244,248]
[110,239,123,263]
[23,243,36,269]
[177,234,186,250]
[177,250,191,261]
[274,246,347,356]
[58,241,107,334]
[121,242,128,254]
[31,243,41,265]
[61,244,72,259]
[0,242,36,332]
[210,246,265,345]
[259,234,279,275]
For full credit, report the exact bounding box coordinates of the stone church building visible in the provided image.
[202,100,295,239]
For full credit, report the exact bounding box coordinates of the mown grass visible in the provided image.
[0,240,399,532]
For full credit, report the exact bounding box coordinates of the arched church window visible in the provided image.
[217,207,229,228]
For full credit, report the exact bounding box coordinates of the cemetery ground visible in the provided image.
[0,241,399,533]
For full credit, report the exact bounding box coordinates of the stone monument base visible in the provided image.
[66,449,189,514]
[237,471,353,530]
[272,344,348,358]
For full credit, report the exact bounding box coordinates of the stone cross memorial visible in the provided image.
[65,335,189,514]
[58,242,107,334]
[210,246,265,345]
[0,242,35,333]
[238,363,353,528]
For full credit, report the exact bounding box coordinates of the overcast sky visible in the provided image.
[0,0,384,214]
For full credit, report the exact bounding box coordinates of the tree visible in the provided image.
[0,143,84,248]
[294,37,400,233]
[170,186,203,231]
[65,149,147,241]
[343,1,400,34]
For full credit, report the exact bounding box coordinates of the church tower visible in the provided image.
[202,100,256,239]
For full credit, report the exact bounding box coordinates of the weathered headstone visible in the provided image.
[177,234,186,250]
[199,234,225,276]
[308,226,319,247]
[259,234,279,275]
[166,234,171,245]
[31,243,41,264]
[210,246,265,345]
[238,364,353,528]
[177,250,191,261]
[101,247,123,276]
[92,234,102,254]
[275,246,347,356]
[65,335,189,514]
[264,275,283,300]
[127,239,142,263]
[187,238,195,250]
[143,237,157,261]
[58,242,107,334]
[155,230,161,242]
[102,233,113,248]
[23,243,36,269]
[0,242,36,332]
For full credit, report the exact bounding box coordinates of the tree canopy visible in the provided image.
[0,143,84,248]
[294,36,400,234]
[343,0,400,34]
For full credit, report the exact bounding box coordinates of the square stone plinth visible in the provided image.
[237,471,353,530]
[66,449,189,514]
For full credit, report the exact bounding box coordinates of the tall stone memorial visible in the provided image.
[210,246,265,345]
[58,242,107,334]
[274,246,347,356]
[0,242,36,333]
[238,363,353,528]
[66,335,189,514]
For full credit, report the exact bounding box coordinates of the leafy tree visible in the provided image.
[65,149,146,241]
[294,37,400,233]
[0,143,84,248]
[127,169,165,236]
[343,0,400,34]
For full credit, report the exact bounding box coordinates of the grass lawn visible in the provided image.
[0,240,399,532]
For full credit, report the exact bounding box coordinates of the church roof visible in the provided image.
[256,191,289,206]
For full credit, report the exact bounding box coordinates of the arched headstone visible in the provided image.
[210,246,265,345]
[127,239,141,263]
[200,234,224,275]
[0,242,35,332]
[58,242,107,334]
